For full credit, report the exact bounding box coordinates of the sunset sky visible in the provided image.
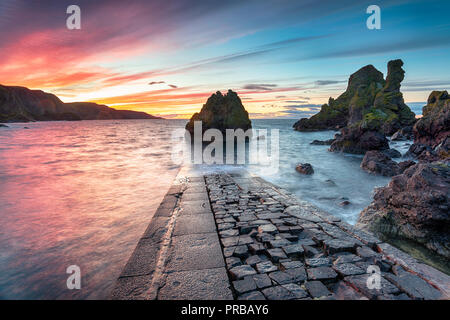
[1,0,449,118]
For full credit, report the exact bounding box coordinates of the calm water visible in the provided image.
[0,118,412,299]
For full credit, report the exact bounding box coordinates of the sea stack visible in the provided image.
[186,90,251,134]
[293,59,416,154]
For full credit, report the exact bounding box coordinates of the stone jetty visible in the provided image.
[110,169,450,300]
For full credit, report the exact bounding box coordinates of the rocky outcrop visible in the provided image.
[391,126,413,141]
[329,127,389,154]
[408,91,450,161]
[294,60,416,154]
[186,90,251,134]
[0,84,160,123]
[294,60,415,135]
[360,151,414,177]
[357,161,450,259]
[295,163,314,175]
[310,139,335,145]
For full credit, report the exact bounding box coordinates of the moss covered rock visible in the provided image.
[186,90,251,134]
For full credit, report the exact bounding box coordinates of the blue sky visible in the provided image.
[1,0,449,118]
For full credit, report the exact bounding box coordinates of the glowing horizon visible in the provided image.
[1,0,450,119]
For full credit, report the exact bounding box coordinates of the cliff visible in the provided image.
[0,85,160,122]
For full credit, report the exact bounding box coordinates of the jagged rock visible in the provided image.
[382,148,402,158]
[329,127,389,154]
[294,60,415,136]
[391,126,413,141]
[186,90,251,134]
[295,163,314,175]
[310,139,335,145]
[357,161,450,259]
[361,151,413,176]
[0,84,159,122]
[409,91,450,161]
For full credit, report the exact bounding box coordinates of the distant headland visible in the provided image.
[0,84,162,123]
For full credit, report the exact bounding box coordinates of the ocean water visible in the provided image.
[0,118,412,299]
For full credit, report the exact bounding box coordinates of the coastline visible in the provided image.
[110,167,450,300]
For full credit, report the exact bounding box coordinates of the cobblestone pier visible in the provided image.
[111,170,450,300]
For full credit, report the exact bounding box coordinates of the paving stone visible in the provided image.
[245,255,262,267]
[233,276,257,294]
[280,260,303,271]
[262,285,296,300]
[289,226,303,235]
[282,244,304,258]
[238,214,257,222]
[303,245,321,257]
[256,261,278,273]
[257,223,277,234]
[248,243,265,255]
[269,271,294,285]
[166,233,224,272]
[330,281,368,300]
[296,238,316,246]
[305,281,332,298]
[266,248,288,262]
[256,233,275,243]
[252,273,272,289]
[233,245,250,259]
[332,263,365,277]
[384,269,443,300]
[356,246,380,259]
[269,239,291,248]
[238,235,254,245]
[221,236,239,247]
[324,239,356,254]
[238,291,266,300]
[285,267,307,283]
[226,257,242,269]
[282,283,309,299]
[344,274,400,299]
[332,252,363,265]
[305,257,332,268]
[218,222,235,231]
[223,246,236,258]
[307,267,338,281]
[158,267,233,300]
[229,265,257,280]
[219,228,239,238]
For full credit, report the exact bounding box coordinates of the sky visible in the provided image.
[1,0,449,119]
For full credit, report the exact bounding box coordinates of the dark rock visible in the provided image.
[280,260,303,270]
[397,160,416,173]
[410,91,450,161]
[391,126,413,141]
[339,200,351,206]
[282,244,305,258]
[357,161,450,259]
[382,148,402,158]
[305,281,332,298]
[285,267,307,283]
[0,124,8,128]
[245,255,262,267]
[360,150,401,176]
[185,90,251,134]
[269,271,294,285]
[295,163,314,175]
[310,139,334,145]
[329,127,389,154]
[226,257,242,269]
